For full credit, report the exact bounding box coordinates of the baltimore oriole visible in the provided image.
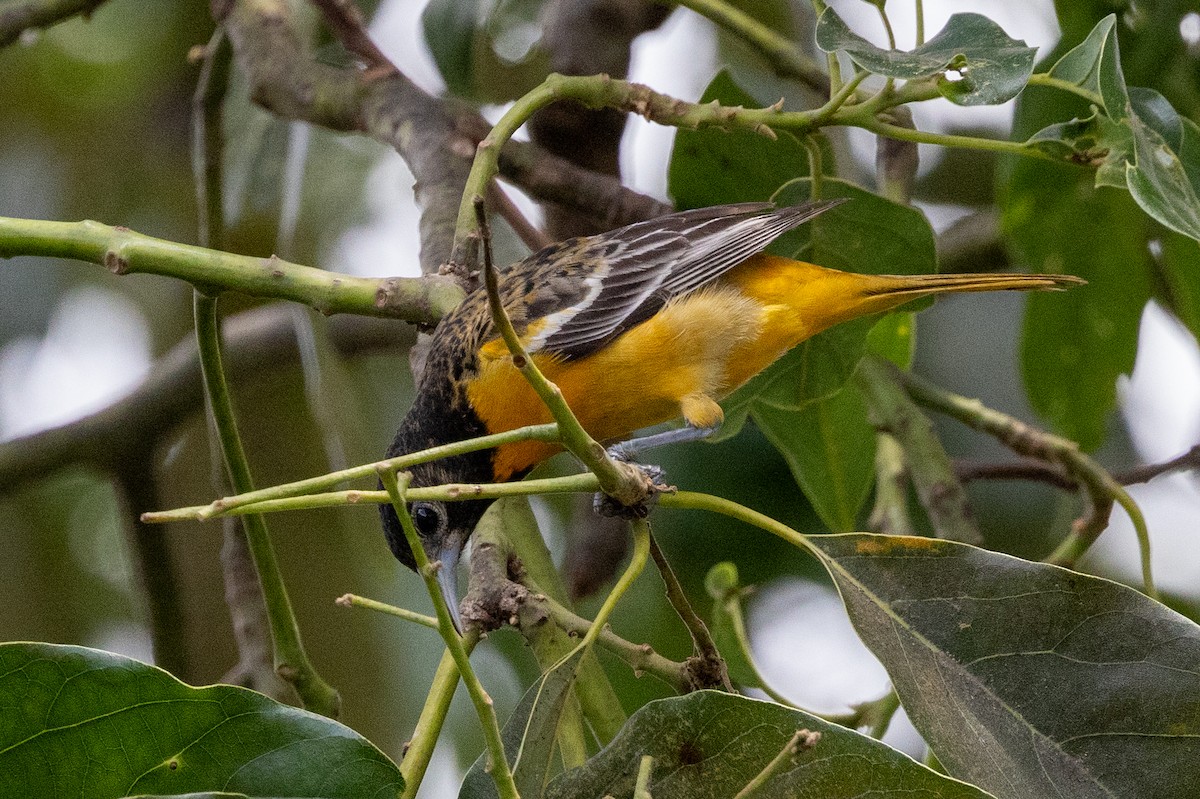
[380,201,1082,627]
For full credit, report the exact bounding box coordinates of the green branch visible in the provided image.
[891,363,1156,598]
[0,216,464,324]
[194,293,340,717]
[379,469,518,799]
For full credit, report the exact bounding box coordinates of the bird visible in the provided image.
[380,201,1083,629]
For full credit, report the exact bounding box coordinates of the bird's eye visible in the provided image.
[411,503,441,537]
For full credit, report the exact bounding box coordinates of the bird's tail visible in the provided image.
[863,271,1086,299]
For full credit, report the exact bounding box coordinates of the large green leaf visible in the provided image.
[807,533,1200,799]
[0,643,402,799]
[668,70,812,208]
[545,691,993,798]
[459,650,584,799]
[815,10,1036,105]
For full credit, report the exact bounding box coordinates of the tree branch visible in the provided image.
[0,0,107,47]
[0,307,412,493]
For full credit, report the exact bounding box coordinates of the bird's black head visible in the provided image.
[379,395,495,630]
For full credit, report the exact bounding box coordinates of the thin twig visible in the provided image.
[335,593,439,629]
[0,0,107,47]
[732,729,821,799]
[634,755,655,799]
[649,534,731,691]
[487,182,552,251]
[892,363,1157,598]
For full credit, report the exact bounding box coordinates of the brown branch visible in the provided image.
[114,460,190,680]
[530,0,670,238]
[649,534,731,691]
[219,0,669,279]
[308,0,397,78]
[0,0,107,47]
[487,182,552,252]
[956,444,1200,490]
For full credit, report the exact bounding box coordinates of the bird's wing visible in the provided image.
[526,200,843,361]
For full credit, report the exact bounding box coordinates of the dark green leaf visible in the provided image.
[460,650,584,799]
[422,0,479,98]
[815,10,1036,105]
[754,385,875,531]
[807,533,1200,799]
[545,691,994,798]
[668,70,811,208]
[0,643,402,799]
[704,562,763,688]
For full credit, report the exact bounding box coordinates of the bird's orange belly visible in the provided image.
[465,261,829,480]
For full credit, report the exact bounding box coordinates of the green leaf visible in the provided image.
[1046,14,1125,114]
[754,384,875,531]
[1125,88,1200,241]
[704,562,763,688]
[1007,179,1150,450]
[807,533,1200,799]
[668,70,812,208]
[545,691,994,798]
[460,650,585,799]
[815,10,1037,105]
[0,643,402,799]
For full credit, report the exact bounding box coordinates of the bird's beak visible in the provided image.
[434,537,464,634]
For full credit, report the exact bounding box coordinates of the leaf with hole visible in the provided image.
[815,10,1036,105]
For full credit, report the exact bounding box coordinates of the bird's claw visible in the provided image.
[593,461,671,518]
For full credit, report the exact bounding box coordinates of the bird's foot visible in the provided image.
[593,457,672,519]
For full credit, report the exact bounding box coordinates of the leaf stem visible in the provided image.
[634,755,655,799]
[378,469,519,799]
[1026,72,1104,107]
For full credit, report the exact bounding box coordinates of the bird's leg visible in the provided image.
[606,423,722,461]
[594,394,724,517]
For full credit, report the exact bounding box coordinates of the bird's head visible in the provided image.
[379,403,495,632]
